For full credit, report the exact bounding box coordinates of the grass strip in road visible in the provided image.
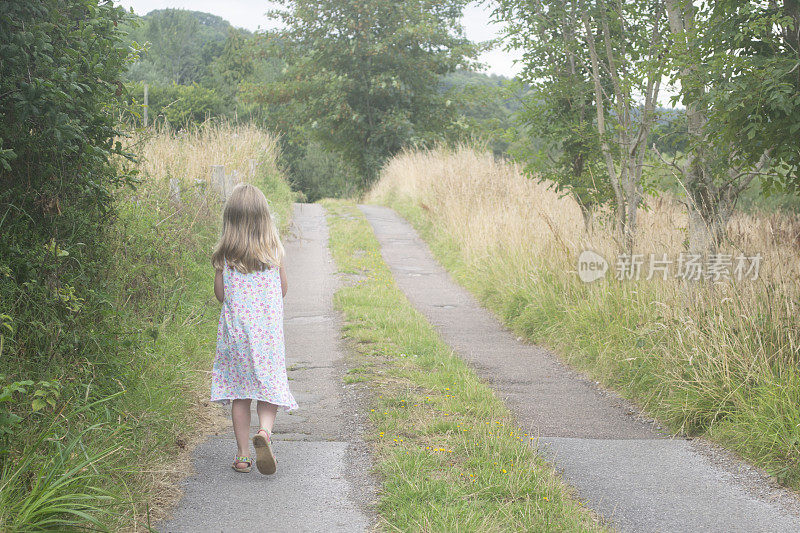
[323,200,604,532]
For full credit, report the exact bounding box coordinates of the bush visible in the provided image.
[0,0,131,387]
[125,82,229,128]
[0,1,137,528]
[280,138,358,201]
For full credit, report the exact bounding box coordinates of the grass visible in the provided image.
[323,199,605,532]
[367,145,800,488]
[0,123,295,531]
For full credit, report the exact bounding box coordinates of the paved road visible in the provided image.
[159,204,375,533]
[361,204,800,533]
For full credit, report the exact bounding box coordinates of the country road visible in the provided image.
[360,204,800,533]
[160,203,800,532]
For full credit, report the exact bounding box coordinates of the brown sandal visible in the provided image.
[252,429,277,475]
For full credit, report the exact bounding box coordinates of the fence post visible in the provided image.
[143,83,149,128]
[248,158,257,179]
[211,165,226,200]
[230,170,240,194]
[168,178,181,204]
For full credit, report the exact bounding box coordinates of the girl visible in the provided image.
[210,183,298,475]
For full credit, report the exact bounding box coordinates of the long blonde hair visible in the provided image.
[211,183,284,273]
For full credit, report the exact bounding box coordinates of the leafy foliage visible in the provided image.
[0,0,133,374]
[125,82,228,128]
[492,0,615,225]
[660,0,800,252]
[690,0,800,193]
[0,2,136,526]
[121,8,236,85]
[245,0,480,186]
[443,71,524,157]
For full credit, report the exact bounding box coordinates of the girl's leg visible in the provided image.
[231,399,252,457]
[256,400,278,433]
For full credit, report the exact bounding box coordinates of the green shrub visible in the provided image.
[0,0,132,392]
[125,82,229,128]
[280,138,358,201]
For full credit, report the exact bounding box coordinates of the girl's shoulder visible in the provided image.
[225,263,278,277]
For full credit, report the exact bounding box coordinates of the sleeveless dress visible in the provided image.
[210,260,298,411]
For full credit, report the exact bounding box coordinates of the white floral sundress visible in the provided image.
[210,260,298,411]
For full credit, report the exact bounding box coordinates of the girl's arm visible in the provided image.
[279,264,287,298]
[214,269,224,303]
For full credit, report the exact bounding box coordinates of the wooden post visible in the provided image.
[168,178,181,204]
[248,158,257,179]
[143,83,149,128]
[211,165,225,199]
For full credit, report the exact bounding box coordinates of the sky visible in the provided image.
[115,0,524,78]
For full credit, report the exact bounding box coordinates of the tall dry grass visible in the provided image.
[134,122,281,186]
[127,121,280,195]
[368,145,800,486]
[119,121,291,231]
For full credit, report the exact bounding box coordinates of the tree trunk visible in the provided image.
[666,0,722,255]
[581,2,663,252]
[581,9,627,247]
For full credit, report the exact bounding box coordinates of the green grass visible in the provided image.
[323,200,604,532]
[382,197,800,489]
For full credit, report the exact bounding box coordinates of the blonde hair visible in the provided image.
[211,183,284,273]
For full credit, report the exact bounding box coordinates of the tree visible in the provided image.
[493,0,612,232]
[663,0,800,252]
[245,0,479,186]
[497,0,667,247]
[125,82,228,127]
[122,9,234,86]
[580,0,667,250]
[209,28,256,98]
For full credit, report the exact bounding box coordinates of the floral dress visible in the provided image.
[210,260,298,411]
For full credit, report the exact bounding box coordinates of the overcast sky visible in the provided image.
[115,0,523,78]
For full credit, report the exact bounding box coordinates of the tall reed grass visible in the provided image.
[368,145,800,487]
[125,121,291,231]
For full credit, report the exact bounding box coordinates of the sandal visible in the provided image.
[232,455,252,473]
[252,429,277,475]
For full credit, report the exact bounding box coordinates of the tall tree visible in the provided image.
[245,0,479,186]
[493,0,612,232]
[664,0,800,252]
[580,0,667,251]
[123,9,233,85]
[496,0,666,248]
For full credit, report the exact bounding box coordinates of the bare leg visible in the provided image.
[231,399,252,458]
[256,401,278,433]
